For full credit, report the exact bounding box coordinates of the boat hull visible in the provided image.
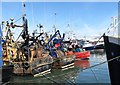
[65,51,90,59]
[104,35,120,84]
[83,46,95,51]
[52,58,75,69]
[13,59,53,76]
[2,65,13,84]
[32,63,52,77]
[83,44,104,51]
[75,51,90,59]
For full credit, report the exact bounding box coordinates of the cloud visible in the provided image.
[75,13,117,39]
[76,24,98,36]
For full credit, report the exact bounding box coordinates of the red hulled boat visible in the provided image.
[65,51,90,59]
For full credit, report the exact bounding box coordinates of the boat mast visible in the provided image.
[21,2,29,61]
[53,13,56,32]
[37,24,43,34]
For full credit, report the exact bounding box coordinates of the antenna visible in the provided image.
[53,13,57,32]
[22,1,26,17]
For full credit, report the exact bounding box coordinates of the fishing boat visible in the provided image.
[83,41,104,51]
[64,43,90,59]
[102,15,120,85]
[46,30,75,69]
[103,34,120,85]
[63,40,90,59]
[51,50,75,70]
[1,64,13,83]
[2,21,53,77]
[83,41,95,50]
[1,3,53,77]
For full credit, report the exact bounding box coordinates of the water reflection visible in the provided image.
[74,59,90,69]
[10,59,90,84]
[10,66,79,84]
[8,52,110,84]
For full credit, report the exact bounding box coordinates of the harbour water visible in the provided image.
[8,51,110,84]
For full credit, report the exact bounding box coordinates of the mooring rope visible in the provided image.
[93,34,104,47]
[83,56,120,71]
[41,73,60,85]
[33,68,60,85]
[90,67,101,85]
[64,75,76,85]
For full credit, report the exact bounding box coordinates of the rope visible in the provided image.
[90,67,100,85]
[90,55,104,84]
[15,29,24,42]
[83,56,120,71]
[13,17,23,24]
[41,73,60,85]
[93,17,118,47]
[33,68,60,85]
[93,34,104,47]
[64,75,75,85]
[13,13,26,24]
